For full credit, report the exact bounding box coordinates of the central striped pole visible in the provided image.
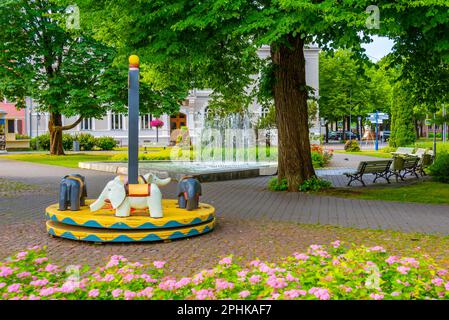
[128,55,140,184]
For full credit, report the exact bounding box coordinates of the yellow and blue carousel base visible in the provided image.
[45,199,216,243]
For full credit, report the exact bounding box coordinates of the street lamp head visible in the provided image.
[129,55,140,68]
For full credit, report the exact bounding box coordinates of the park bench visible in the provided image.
[344,160,393,187]
[400,155,420,179]
[391,147,414,156]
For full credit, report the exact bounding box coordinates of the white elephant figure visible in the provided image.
[90,174,171,218]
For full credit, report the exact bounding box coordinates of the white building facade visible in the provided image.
[25,46,320,146]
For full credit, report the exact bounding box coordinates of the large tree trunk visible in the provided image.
[49,113,65,155]
[271,35,315,191]
[48,113,83,155]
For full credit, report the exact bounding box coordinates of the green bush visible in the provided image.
[429,151,449,183]
[15,134,30,140]
[428,133,443,139]
[344,140,360,152]
[298,177,332,192]
[95,136,118,151]
[75,133,96,151]
[381,146,397,153]
[30,133,50,151]
[268,177,288,191]
[62,134,74,151]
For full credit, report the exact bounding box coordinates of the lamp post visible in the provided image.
[128,55,140,184]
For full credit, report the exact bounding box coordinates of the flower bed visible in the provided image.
[311,144,333,168]
[1,242,448,300]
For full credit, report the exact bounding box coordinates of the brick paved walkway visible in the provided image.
[1,156,449,274]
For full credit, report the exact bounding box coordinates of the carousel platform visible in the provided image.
[45,199,216,243]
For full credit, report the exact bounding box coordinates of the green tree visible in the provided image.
[389,81,417,147]
[78,0,377,191]
[0,0,185,154]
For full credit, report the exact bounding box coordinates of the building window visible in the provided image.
[7,120,15,133]
[111,114,123,130]
[141,114,153,130]
[80,118,93,131]
[261,107,270,118]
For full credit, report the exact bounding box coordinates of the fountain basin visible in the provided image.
[79,160,277,182]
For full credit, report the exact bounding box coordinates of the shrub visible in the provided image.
[15,134,30,140]
[30,133,50,151]
[344,140,360,152]
[95,137,118,151]
[75,133,96,151]
[2,243,449,300]
[268,177,288,191]
[428,133,443,139]
[298,177,332,192]
[62,134,74,151]
[310,144,333,168]
[429,151,449,183]
[381,146,397,153]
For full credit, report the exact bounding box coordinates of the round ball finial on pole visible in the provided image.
[129,55,140,68]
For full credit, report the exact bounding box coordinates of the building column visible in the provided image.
[107,111,111,131]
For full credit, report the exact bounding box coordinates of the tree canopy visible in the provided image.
[0,0,185,154]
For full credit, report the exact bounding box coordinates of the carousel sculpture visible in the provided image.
[45,56,215,242]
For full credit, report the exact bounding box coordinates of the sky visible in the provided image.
[362,36,395,61]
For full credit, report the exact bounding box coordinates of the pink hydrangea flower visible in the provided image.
[249,260,261,267]
[331,240,341,248]
[60,281,78,293]
[397,266,410,275]
[284,289,306,299]
[7,283,20,293]
[215,279,234,290]
[432,278,444,286]
[0,266,13,277]
[39,287,56,296]
[88,289,100,298]
[368,246,386,253]
[176,277,191,289]
[30,279,49,287]
[124,291,137,300]
[16,272,31,278]
[386,256,399,265]
[34,257,48,264]
[237,271,248,278]
[141,274,157,283]
[16,252,28,259]
[153,261,166,269]
[248,275,262,284]
[111,289,123,298]
[308,287,331,300]
[192,288,215,300]
[401,257,419,268]
[219,257,232,266]
[102,274,115,282]
[370,293,384,300]
[0,283,6,289]
[45,264,58,273]
[138,287,154,298]
[266,275,287,289]
[286,273,298,282]
[159,279,177,291]
[391,292,401,297]
[239,290,251,298]
[293,253,309,261]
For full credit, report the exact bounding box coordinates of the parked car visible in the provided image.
[381,131,391,142]
[328,131,359,141]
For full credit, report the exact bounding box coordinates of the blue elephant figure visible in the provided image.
[58,174,87,211]
[177,176,202,211]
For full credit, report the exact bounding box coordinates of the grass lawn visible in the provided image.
[334,150,392,158]
[2,153,115,168]
[322,181,449,205]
